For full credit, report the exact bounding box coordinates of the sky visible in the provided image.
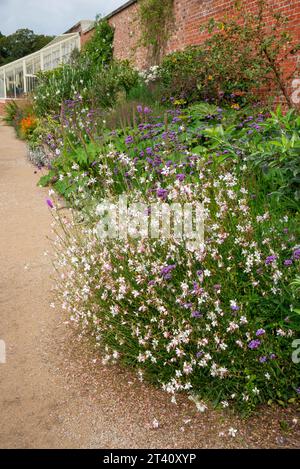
[0,0,126,36]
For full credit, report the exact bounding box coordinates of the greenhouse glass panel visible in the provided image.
[0,73,4,99]
[26,60,34,75]
[0,33,80,99]
[15,66,24,97]
[33,57,41,74]
[43,52,52,71]
[6,70,15,98]
[26,76,38,94]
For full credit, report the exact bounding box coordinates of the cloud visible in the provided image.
[0,0,125,35]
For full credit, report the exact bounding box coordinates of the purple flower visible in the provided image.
[293,249,300,260]
[176,173,185,182]
[269,353,276,360]
[284,259,293,266]
[256,329,265,337]
[231,304,240,312]
[146,147,153,156]
[248,339,261,350]
[46,199,54,209]
[214,284,221,291]
[191,310,202,318]
[296,387,300,395]
[137,105,143,113]
[160,264,176,280]
[157,188,168,200]
[265,255,277,265]
[144,106,151,114]
[125,135,134,145]
[259,356,267,363]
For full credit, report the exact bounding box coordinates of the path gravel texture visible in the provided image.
[0,122,299,449]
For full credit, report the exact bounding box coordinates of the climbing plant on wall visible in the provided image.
[82,16,114,67]
[138,0,174,64]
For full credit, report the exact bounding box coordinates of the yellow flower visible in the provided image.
[231,103,240,110]
[208,75,213,81]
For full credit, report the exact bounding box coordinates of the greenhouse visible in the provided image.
[0,32,80,100]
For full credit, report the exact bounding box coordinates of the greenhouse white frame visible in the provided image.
[0,33,81,100]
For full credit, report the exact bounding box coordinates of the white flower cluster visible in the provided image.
[139,65,160,84]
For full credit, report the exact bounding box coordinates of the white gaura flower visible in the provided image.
[188,395,207,412]
[152,418,159,429]
[228,427,238,437]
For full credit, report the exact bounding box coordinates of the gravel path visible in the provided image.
[0,122,299,449]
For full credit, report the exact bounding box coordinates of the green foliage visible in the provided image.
[33,18,138,115]
[158,0,300,108]
[0,29,54,66]
[82,17,114,66]
[3,99,35,138]
[89,61,139,109]
[3,101,19,125]
[46,102,300,415]
[138,0,174,64]
[246,108,300,201]
[159,47,207,103]
[33,62,91,116]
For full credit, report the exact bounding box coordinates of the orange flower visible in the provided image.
[20,116,37,133]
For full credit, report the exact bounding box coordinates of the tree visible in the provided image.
[0,29,54,66]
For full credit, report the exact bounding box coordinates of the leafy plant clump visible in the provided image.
[158,0,300,108]
[45,101,300,416]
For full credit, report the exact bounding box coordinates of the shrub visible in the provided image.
[33,62,92,117]
[88,61,140,109]
[246,107,300,202]
[33,17,115,117]
[158,0,300,108]
[159,47,207,103]
[3,101,19,126]
[82,17,114,66]
[47,103,300,415]
[19,115,37,139]
[53,156,300,416]
[3,99,36,139]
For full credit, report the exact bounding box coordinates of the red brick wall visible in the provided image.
[108,2,149,68]
[104,1,299,66]
[95,0,300,104]
[81,29,95,47]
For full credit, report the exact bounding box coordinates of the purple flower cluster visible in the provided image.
[157,188,168,200]
[176,173,186,182]
[160,264,177,281]
[248,339,261,350]
[191,310,203,319]
[293,248,300,260]
[137,105,152,115]
[265,255,277,265]
[125,135,134,145]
